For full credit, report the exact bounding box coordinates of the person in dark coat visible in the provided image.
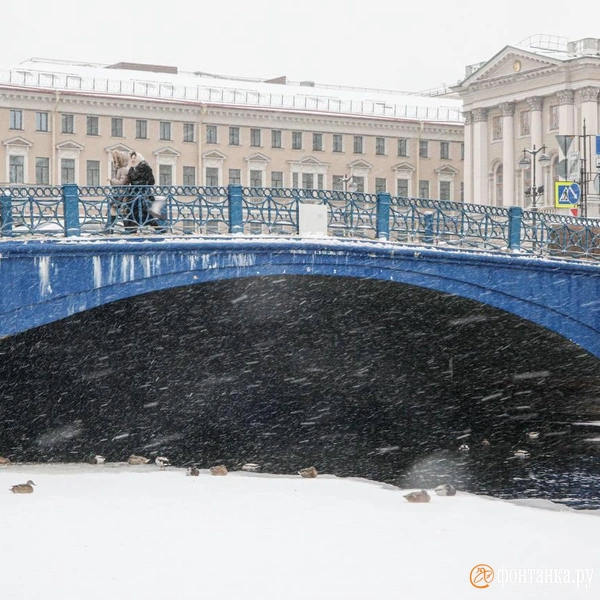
[125,151,156,231]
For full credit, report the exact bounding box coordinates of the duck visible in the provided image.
[0,456,11,465]
[128,455,150,465]
[210,465,228,476]
[155,456,171,470]
[403,490,431,503]
[241,463,260,472]
[434,483,457,496]
[458,444,470,452]
[298,466,318,478]
[481,439,491,447]
[88,455,106,465]
[186,466,200,477]
[514,449,531,459]
[526,431,541,440]
[10,480,35,494]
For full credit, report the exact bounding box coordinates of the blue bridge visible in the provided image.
[0,185,599,357]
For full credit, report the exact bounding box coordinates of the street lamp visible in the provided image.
[518,144,551,211]
[340,174,358,193]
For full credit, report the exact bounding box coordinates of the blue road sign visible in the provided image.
[596,136,600,155]
[555,181,581,208]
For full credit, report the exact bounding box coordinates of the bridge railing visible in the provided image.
[0,184,599,261]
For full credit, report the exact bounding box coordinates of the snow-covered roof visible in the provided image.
[0,57,463,124]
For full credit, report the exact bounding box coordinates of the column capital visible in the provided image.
[473,108,488,123]
[499,102,515,117]
[556,89,574,105]
[463,110,473,125]
[579,86,600,102]
[526,96,543,111]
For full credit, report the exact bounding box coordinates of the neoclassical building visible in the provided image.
[0,58,464,200]
[455,35,600,217]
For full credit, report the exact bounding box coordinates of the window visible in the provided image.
[353,176,365,192]
[440,181,451,200]
[136,120,147,139]
[292,173,299,188]
[292,131,302,150]
[492,116,502,141]
[86,160,100,186]
[549,105,559,131]
[461,143,465,160]
[331,175,343,191]
[317,174,324,190]
[333,134,343,153]
[36,112,49,132]
[160,121,172,141]
[375,178,387,193]
[397,179,409,196]
[250,170,263,187]
[250,129,261,147]
[86,116,99,136]
[375,137,386,155]
[9,156,24,183]
[229,127,240,146]
[271,171,283,187]
[520,111,530,136]
[440,141,450,159]
[302,173,314,189]
[419,140,429,158]
[36,157,49,185]
[205,167,219,186]
[313,133,323,151]
[460,181,464,201]
[229,169,241,185]
[495,165,503,205]
[398,138,408,157]
[271,130,282,148]
[183,123,195,143]
[111,118,123,137]
[206,125,217,144]
[9,110,23,130]
[419,180,430,199]
[183,166,196,186]
[61,114,74,134]
[159,164,172,185]
[61,158,75,184]
[353,136,363,154]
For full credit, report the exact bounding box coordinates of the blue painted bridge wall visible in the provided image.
[1,237,599,357]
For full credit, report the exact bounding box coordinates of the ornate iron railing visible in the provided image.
[0,184,599,261]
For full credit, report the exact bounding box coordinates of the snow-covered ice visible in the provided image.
[1,464,598,599]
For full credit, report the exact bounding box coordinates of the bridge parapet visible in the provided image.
[0,185,599,260]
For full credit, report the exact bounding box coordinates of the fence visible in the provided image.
[0,184,599,261]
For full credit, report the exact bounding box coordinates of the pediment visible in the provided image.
[245,152,270,163]
[288,155,329,166]
[202,149,227,160]
[347,159,372,169]
[461,46,563,86]
[435,164,459,175]
[153,146,181,157]
[105,143,134,154]
[392,162,415,172]
[2,135,32,147]
[56,140,84,151]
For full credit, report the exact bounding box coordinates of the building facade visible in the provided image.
[0,58,464,201]
[455,35,600,217]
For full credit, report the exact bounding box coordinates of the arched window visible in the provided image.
[495,164,503,206]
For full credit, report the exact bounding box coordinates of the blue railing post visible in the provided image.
[228,184,243,234]
[423,212,434,243]
[1,190,13,237]
[62,184,81,237]
[508,206,523,251]
[376,192,391,241]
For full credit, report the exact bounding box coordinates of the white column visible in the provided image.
[557,90,575,135]
[528,97,543,151]
[500,102,515,206]
[580,87,599,135]
[463,110,473,203]
[472,108,488,203]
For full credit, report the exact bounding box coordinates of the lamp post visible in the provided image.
[518,145,551,211]
[340,174,358,193]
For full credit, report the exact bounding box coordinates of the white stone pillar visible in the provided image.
[500,102,515,206]
[557,90,575,136]
[463,110,473,203]
[528,97,543,151]
[580,87,599,135]
[472,108,488,203]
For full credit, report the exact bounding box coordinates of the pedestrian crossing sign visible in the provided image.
[555,181,580,208]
